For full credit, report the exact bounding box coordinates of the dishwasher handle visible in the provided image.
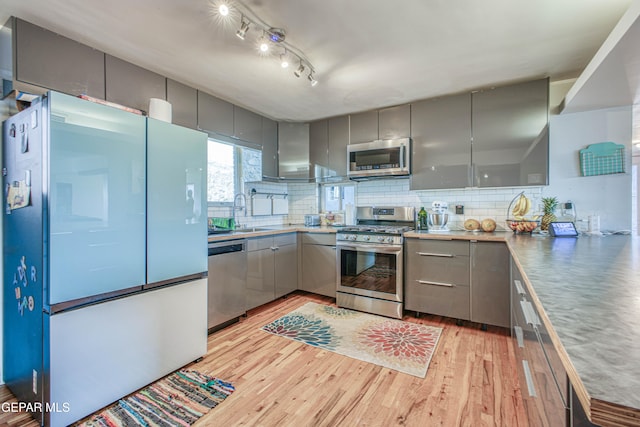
[208,239,247,256]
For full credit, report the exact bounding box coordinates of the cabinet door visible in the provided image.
[328,116,349,177]
[166,79,197,129]
[234,106,262,144]
[246,245,275,310]
[410,94,471,190]
[48,92,146,304]
[302,244,337,297]
[146,119,208,284]
[278,122,310,179]
[309,119,329,170]
[261,117,278,179]
[470,241,510,327]
[472,78,549,187]
[197,91,234,137]
[105,55,166,113]
[15,18,105,98]
[275,235,298,298]
[378,104,410,140]
[349,110,378,143]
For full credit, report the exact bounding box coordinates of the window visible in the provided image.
[320,183,356,213]
[207,139,261,205]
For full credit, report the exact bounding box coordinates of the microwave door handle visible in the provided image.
[400,144,405,170]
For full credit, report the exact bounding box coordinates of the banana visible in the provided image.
[511,194,525,217]
[522,197,531,216]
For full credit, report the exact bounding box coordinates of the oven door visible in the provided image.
[336,242,403,302]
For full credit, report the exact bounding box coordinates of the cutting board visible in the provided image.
[272,196,288,215]
[252,197,271,216]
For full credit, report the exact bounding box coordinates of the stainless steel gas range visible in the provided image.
[336,206,415,319]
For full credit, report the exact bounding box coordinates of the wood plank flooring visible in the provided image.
[0,291,528,427]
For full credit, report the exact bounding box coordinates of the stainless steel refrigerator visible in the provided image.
[2,91,208,426]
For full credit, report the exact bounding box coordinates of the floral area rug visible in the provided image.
[76,370,234,427]
[261,302,443,378]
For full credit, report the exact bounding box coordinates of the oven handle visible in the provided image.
[337,243,402,254]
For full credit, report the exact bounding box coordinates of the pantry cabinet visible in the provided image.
[404,239,470,320]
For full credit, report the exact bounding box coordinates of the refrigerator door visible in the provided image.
[47,92,146,307]
[146,118,207,285]
[2,104,45,424]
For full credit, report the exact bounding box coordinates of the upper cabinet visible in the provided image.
[166,79,197,129]
[350,105,410,144]
[13,18,105,98]
[278,122,310,179]
[327,116,349,176]
[197,91,234,137]
[309,119,329,170]
[472,78,549,187]
[233,106,262,145]
[261,117,278,179]
[105,55,166,113]
[411,93,472,190]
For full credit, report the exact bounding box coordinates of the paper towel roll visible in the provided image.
[148,98,172,123]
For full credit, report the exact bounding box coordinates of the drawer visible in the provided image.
[405,279,470,320]
[302,233,336,246]
[406,252,470,286]
[274,232,296,247]
[406,238,469,257]
[247,236,273,251]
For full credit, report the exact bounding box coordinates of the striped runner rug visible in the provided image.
[76,370,234,427]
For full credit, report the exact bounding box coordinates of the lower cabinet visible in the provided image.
[470,241,510,327]
[301,233,337,298]
[246,233,297,310]
[404,239,470,320]
[511,258,569,426]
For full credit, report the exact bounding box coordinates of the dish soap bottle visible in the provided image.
[417,207,428,230]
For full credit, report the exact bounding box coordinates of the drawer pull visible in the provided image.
[416,280,454,287]
[522,360,537,397]
[514,325,524,348]
[514,279,526,296]
[417,252,454,258]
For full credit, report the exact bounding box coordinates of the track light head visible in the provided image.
[294,62,305,78]
[236,18,250,40]
[308,72,318,87]
[280,53,289,68]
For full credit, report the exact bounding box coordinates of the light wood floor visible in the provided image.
[0,291,528,427]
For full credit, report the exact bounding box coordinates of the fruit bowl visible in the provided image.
[506,219,540,234]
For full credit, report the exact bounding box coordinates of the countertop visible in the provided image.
[207,225,336,242]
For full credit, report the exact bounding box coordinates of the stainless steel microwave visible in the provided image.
[347,138,411,179]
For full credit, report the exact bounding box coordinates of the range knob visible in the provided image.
[363,235,371,241]
[386,236,395,243]
[349,235,357,241]
[377,236,385,242]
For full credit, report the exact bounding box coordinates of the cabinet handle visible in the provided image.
[416,280,454,287]
[417,252,454,258]
[520,300,540,327]
[522,360,537,397]
[514,279,526,296]
[270,246,280,251]
[331,246,336,250]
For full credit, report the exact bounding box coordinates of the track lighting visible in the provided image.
[236,17,250,40]
[214,0,317,86]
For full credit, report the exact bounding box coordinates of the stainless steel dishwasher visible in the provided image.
[208,239,247,331]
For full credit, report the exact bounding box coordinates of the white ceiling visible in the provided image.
[0,0,634,122]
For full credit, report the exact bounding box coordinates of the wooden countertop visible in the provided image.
[207,225,336,242]
[406,231,640,426]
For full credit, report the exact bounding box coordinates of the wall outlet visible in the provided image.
[33,369,37,394]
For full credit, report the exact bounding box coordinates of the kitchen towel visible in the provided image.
[272,195,288,215]
[252,196,271,216]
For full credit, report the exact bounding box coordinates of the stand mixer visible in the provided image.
[428,201,449,231]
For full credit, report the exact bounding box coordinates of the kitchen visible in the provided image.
[1,0,640,426]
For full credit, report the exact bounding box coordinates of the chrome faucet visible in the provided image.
[232,193,247,228]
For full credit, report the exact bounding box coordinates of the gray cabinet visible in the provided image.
[349,110,378,144]
[328,116,349,177]
[410,93,471,190]
[197,91,234,137]
[309,119,329,171]
[234,106,262,145]
[278,122,310,179]
[105,55,166,113]
[472,78,549,187]
[470,241,510,327]
[404,239,470,320]
[246,233,297,310]
[14,18,105,98]
[301,233,337,298]
[511,258,569,426]
[261,117,278,179]
[166,79,197,129]
[349,105,410,144]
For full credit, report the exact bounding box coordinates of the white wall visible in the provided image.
[547,106,633,231]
